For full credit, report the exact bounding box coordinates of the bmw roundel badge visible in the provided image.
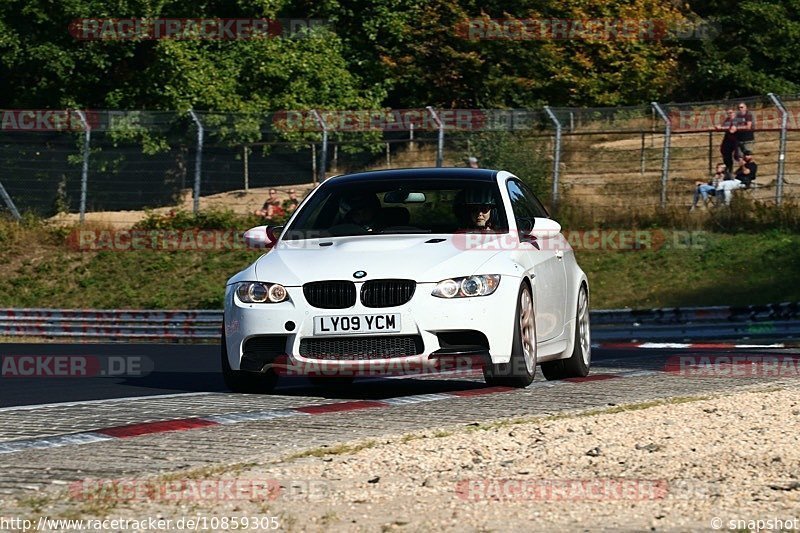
[353,270,367,279]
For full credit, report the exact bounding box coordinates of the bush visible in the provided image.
[0,211,69,246]
[132,208,278,231]
[556,191,800,232]
[708,197,800,233]
[470,132,551,200]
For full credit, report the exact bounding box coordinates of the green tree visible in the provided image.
[0,0,381,111]
[677,0,800,99]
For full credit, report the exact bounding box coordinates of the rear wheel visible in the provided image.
[541,284,591,380]
[221,329,278,393]
[484,283,536,388]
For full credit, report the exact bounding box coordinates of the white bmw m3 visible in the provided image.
[222,168,590,392]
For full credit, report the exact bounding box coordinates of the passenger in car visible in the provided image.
[342,193,381,232]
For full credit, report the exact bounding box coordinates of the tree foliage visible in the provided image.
[1,0,799,110]
[0,0,382,111]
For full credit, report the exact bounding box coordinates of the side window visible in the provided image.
[519,182,550,219]
[506,179,539,231]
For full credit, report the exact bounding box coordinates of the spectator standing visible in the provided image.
[734,102,755,156]
[715,108,739,172]
[467,156,479,168]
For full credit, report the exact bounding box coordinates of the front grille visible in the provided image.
[360,279,416,308]
[303,281,357,309]
[299,335,423,360]
[241,336,288,371]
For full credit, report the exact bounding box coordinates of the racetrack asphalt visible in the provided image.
[0,340,797,499]
[0,342,793,408]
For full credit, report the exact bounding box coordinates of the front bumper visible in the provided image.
[223,277,524,373]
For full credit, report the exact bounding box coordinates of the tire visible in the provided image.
[221,329,278,393]
[541,284,591,380]
[484,283,536,388]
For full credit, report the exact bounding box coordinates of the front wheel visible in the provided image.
[541,284,591,380]
[484,283,536,388]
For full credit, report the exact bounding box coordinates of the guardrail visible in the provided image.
[0,309,221,341]
[590,302,800,341]
[0,303,798,342]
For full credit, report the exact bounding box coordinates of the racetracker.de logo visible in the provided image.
[456,478,668,501]
[68,18,328,40]
[69,478,281,501]
[1,355,150,378]
[67,229,264,252]
[0,110,99,131]
[664,355,800,378]
[668,107,800,132]
[273,109,488,132]
[454,18,717,41]
[269,354,486,377]
[452,230,707,252]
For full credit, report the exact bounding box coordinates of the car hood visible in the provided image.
[252,234,505,285]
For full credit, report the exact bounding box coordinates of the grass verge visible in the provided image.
[0,210,798,309]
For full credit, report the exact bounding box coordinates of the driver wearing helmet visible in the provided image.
[454,187,497,231]
[342,192,381,231]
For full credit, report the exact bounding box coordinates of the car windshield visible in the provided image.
[282,178,509,239]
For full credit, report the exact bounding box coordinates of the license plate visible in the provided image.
[313,313,401,335]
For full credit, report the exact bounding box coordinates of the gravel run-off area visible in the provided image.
[13,385,800,532]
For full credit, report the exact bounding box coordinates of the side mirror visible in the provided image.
[529,217,562,238]
[243,226,283,249]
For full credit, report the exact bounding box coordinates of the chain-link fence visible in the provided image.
[0,98,797,226]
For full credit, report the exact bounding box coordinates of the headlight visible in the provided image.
[432,275,500,298]
[235,282,289,303]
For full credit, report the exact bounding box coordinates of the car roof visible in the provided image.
[328,167,499,185]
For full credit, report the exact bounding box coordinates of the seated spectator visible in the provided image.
[716,172,744,206]
[255,189,285,220]
[735,154,758,188]
[467,156,479,169]
[691,163,728,211]
[282,188,301,213]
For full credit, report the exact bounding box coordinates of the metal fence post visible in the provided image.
[426,106,444,167]
[640,132,646,175]
[651,102,671,209]
[75,110,91,223]
[543,106,562,212]
[0,180,21,220]
[311,110,328,181]
[311,143,317,185]
[767,93,787,205]
[188,109,204,214]
[243,145,250,192]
